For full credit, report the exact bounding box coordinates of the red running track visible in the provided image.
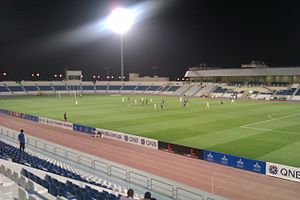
[0,114,299,200]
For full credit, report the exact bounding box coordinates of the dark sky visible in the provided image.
[1,0,300,81]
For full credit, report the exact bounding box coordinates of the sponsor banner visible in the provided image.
[11,111,26,119]
[266,162,300,183]
[0,109,11,115]
[204,150,266,174]
[158,141,203,159]
[0,109,38,122]
[73,124,94,134]
[24,114,39,122]
[96,128,158,150]
[39,117,73,130]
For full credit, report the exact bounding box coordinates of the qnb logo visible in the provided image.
[268,165,278,175]
[280,168,300,179]
[124,135,128,141]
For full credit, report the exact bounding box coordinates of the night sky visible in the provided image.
[1,0,300,81]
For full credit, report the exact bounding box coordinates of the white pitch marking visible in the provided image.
[240,126,300,135]
[240,113,300,128]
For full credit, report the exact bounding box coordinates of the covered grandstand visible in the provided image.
[185,66,300,83]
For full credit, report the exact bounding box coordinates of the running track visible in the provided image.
[0,114,299,200]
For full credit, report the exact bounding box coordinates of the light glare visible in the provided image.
[107,8,134,34]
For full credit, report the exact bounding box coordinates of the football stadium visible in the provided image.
[1,1,300,200]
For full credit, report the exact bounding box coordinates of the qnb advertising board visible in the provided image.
[266,162,300,183]
[39,117,73,130]
[96,128,158,150]
[204,150,266,174]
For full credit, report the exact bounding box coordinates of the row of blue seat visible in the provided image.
[21,168,119,200]
[0,84,179,92]
[0,140,121,199]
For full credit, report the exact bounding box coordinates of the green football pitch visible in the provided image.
[1,94,300,167]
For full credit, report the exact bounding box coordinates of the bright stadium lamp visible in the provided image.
[107,8,134,34]
[107,8,134,81]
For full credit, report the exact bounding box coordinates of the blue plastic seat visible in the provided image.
[67,185,75,195]
[42,180,49,189]
[49,184,57,196]
[75,189,82,200]
[57,187,65,196]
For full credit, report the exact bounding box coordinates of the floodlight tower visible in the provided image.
[107,8,134,82]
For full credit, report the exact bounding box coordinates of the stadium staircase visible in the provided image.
[173,84,192,96]
[194,85,215,97]
[183,84,204,97]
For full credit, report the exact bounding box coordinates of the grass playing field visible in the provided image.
[1,94,300,167]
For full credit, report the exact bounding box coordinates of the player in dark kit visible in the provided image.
[160,100,165,110]
[64,112,67,121]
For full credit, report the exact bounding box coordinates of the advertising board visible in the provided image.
[96,128,158,149]
[266,162,300,183]
[204,150,266,174]
[39,117,73,130]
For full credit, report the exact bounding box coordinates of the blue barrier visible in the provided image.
[24,114,39,122]
[73,124,94,134]
[204,150,266,174]
[0,109,11,115]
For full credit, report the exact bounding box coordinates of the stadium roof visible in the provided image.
[185,67,300,77]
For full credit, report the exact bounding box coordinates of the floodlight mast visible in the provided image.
[108,8,134,82]
[120,34,124,82]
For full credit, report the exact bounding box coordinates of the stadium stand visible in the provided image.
[0,126,224,200]
[0,80,298,102]
[21,81,39,95]
[173,84,192,96]
[35,82,54,94]
[0,139,135,199]
[2,82,26,95]
[81,81,95,94]
[183,84,201,96]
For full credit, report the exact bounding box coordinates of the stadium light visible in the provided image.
[93,75,96,79]
[97,75,100,79]
[59,74,62,78]
[107,8,134,82]
[31,74,34,77]
[36,73,40,77]
[54,74,57,78]
[3,72,6,76]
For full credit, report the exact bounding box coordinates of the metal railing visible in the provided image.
[0,126,226,200]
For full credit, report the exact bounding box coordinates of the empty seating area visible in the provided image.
[108,85,122,90]
[0,85,9,92]
[226,81,290,87]
[212,87,227,93]
[275,90,287,95]
[23,86,39,91]
[38,85,53,91]
[7,85,24,92]
[0,139,138,199]
[285,88,296,95]
[146,85,161,91]
[21,168,119,200]
[0,80,299,101]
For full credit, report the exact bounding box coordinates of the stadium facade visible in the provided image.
[185,65,300,83]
